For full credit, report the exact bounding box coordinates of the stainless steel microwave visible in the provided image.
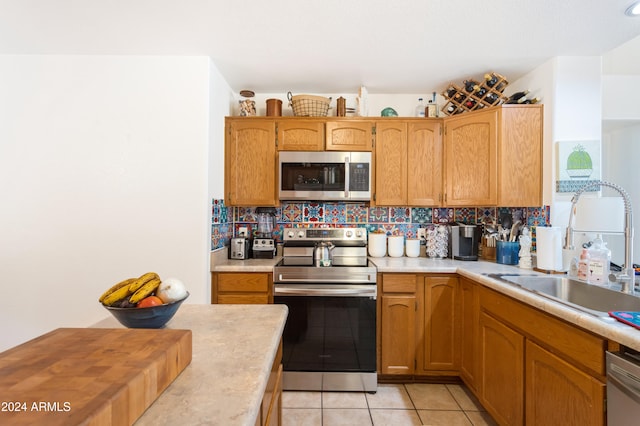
[278,151,372,201]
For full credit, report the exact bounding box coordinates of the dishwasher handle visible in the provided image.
[609,362,640,405]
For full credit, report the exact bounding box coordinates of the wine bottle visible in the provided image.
[463,80,480,93]
[453,92,465,103]
[521,97,540,104]
[484,92,499,105]
[464,98,476,109]
[415,98,426,117]
[474,85,487,98]
[484,73,499,87]
[506,89,530,104]
[445,86,458,99]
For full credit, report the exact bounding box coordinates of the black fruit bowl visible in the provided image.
[103,292,189,329]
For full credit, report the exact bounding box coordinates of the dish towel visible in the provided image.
[609,311,640,330]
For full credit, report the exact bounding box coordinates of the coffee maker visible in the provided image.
[252,207,277,259]
[448,223,480,261]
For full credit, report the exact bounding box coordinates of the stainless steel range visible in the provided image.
[273,227,377,392]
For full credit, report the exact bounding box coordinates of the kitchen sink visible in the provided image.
[486,274,640,318]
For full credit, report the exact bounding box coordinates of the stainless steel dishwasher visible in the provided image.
[607,348,640,425]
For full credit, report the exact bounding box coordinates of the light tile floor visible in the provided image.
[282,383,497,426]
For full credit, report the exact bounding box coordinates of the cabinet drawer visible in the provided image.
[218,273,270,292]
[218,294,270,304]
[382,274,417,293]
[480,286,606,377]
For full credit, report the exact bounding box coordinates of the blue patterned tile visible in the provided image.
[281,202,303,223]
[433,208,454,223]
[390,207,411,223]
[454,208,476,224]
[347,203,368,223]
[411,208,432,224]
[303,203,324,223]
[368,207,389,223]
[324,202,347,223]
[478,207,497,225]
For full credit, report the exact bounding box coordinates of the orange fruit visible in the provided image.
[136,295,163,308]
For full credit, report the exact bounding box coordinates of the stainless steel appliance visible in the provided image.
[228,237,250,260]
[448,223,480,261]
[278,151,371,201]
[253,207,276,259]
[273,227,377,392]
[607,348,640,425]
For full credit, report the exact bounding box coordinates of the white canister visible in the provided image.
[406,238,420,258]
[388,236,404,257]
[368,233,387,257]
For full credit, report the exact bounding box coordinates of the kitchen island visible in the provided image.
[93,304,287,426]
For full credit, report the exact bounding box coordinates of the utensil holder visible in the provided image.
[496,241,519,265]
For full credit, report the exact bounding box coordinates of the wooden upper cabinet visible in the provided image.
[276,119,324,151]
[444,109,498,206]
[374,121,408,205]
[225,118,277,206]
[407,121,443,206]
[498,105,543,206]
[325,120,374,151]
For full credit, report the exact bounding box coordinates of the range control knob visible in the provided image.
[356,229,363,238]
[287,230,295,238]
[297,231,305,238]
[345,230,353,238]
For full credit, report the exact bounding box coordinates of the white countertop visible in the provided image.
[211,249,640,352]
[93,304,288,426]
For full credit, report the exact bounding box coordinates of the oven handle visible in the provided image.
[275,273,376,284]
[274,285,376,298]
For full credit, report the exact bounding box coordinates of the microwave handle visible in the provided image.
[344,155,350,197]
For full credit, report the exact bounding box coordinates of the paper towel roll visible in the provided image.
[536,226,563,271]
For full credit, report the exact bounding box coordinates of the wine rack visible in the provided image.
[440,72,509,115]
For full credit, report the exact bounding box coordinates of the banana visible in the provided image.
[99,278,136,303]
[128,272,160,293]
[129,278,162,304]
[102,284,134,306]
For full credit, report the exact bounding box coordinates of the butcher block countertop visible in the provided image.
[94,304,287,426]
[0,327,192,426]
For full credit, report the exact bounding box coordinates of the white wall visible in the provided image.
[0,55,211,351]
[208,62,235,199]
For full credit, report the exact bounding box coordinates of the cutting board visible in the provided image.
[0,327,192,426]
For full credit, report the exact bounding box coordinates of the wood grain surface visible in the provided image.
[0,328,192,426]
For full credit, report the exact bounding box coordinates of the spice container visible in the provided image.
[239,90,256,116]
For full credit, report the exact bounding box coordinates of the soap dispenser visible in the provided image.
[577,248,590,281]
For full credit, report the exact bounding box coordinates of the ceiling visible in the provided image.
[1,0,640,95]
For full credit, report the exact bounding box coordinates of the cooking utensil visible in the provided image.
[510,220,522,242]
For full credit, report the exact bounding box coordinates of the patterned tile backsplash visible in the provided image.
[211,199,551,251]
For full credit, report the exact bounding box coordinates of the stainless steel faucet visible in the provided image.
[563,181,635,294]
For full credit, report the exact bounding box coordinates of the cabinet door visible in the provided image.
[444,110,497,206]
[225,119,277,206]
[417,276,459,373]
[407,121,443,206]
[277,119,324,151]
[374,121,407,205]
[498,105,543,206]
[380,294,416,375]
[325,121,373,151]
[525,340,605,426]
[460,278,479,390]
[480,311,524,426]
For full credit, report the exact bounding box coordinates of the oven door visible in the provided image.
[274,284,377,376]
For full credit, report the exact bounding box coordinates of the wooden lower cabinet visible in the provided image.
[256,342,283,426]
[525,340,605,426]
[459,278,480,391]
[416,276,459,374]
[379,274,459,376]
[480,311,524,425]
[211,272,272,304]
[379,273,417,375]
